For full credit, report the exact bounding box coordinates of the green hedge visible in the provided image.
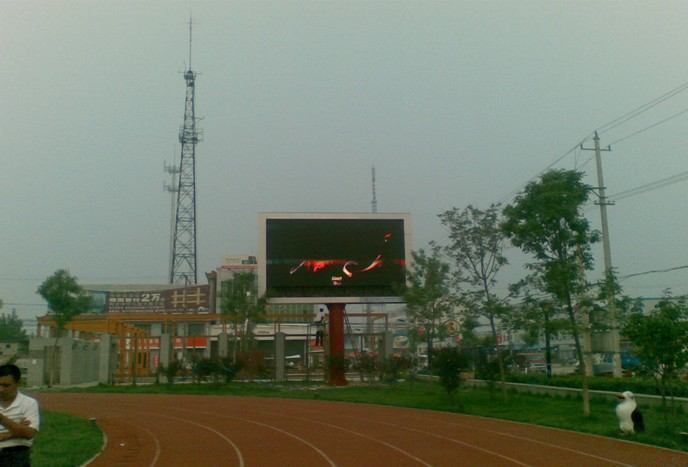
[504,373,688,397]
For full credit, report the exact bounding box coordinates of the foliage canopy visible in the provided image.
[397,248,456,364]
[36,269,91,331]
[0,309,29,341]
[623,293,688,400]
[220,271,267,354]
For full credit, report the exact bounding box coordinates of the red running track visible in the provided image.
[40,393,687,466]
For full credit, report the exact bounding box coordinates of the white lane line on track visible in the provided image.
[250,408,521,467]
[263,404,533,467]
[139,426,162,467]
[49,400,237,467]
[43,399,160,467]
[264,414,433,467]
[441,420,635,467]
[374,419,534,467]
[151,413,245,467]
[171,407,337,467]
[81,428,107,467]
[300,405,634,467]
[364,408,638,467]
[441,412,688,459]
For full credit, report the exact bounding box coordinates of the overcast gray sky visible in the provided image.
[2,1,687,332]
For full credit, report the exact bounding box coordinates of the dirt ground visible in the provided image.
[40,393,688,466]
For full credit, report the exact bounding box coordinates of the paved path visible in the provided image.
[40,393,688,466]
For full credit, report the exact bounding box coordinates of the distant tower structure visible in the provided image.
[170,18,202,285]
[371,165,378,214]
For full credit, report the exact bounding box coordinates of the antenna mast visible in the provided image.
[188,13,193,70]
[170,16,202,285]
[366,165,379,352]
[371,165,378,214]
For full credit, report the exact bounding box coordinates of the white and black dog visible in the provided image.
[616,391,645,434]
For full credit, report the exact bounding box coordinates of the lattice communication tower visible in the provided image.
[170,20,202,285]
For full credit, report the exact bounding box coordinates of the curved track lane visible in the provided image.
[40,393,688,466]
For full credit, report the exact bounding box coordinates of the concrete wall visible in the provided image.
[27,334,117,387]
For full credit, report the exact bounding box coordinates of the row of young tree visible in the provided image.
[398,169,688,416]
[27,169,688,410]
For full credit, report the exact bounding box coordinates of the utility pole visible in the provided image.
[581,131,622,378]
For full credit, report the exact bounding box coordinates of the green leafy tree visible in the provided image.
[220,271,267,361]
[458,315,481,347]
[623,292,688,427]
[0,308,29,342]
[397,247,456,367]
[37,269,91,386]
[588,268,643,355]
[502,169,599,415]
[508,276,571,375]
[439,204,510,403]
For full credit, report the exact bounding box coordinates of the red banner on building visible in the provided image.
[134,337,208,349]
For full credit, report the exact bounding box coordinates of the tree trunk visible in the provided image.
[566,297,589,416]
[50,331,61,388]
[660,373,669,428]
[544,312,552,377]
[489,317,508,404]
[427,315,435,367]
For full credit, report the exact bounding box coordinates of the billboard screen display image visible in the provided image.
[259,213,411,304]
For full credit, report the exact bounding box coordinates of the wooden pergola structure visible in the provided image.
[37,313,226,380]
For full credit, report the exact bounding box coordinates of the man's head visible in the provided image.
[0,364,22,403]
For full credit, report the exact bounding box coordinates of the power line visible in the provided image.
[582,170,688,214]
[501,81,688,206]
[607,107,688,146]
[609,170,688,201]
[619,265,688,281]
[0,275,168,283]
[497,136,592,204]
[597,80,688,135]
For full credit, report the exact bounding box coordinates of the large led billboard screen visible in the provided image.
[259,213,411,304]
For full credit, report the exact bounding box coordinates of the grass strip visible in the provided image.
[32,411,103,467]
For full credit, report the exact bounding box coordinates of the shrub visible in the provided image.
[379,354,414,382]
[431,347,468,395]
[191,357,243,384]
[158,360,183,385]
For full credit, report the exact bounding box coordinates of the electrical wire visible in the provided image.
[609,170,688,201]
[3,303,46,308]
[582,169,688,213]
[597,80,688,135]
[607,107,688,146]
[619,265,688,281]
[497,136,592,204]
[500,81,688,205]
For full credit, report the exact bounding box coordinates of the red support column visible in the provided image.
[326,303,348,386]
